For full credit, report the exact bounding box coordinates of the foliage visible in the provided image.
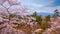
[17,15,22,19]
[41,15,51,30]
[9,14,15,18]
[41,21,51,30]
[36,16,42,24]
[53,9,60,18]
[45,15,51,22]
[33,11,42,24]
[33,11,37,17]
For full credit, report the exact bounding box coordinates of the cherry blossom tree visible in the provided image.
[0,0,20,14]
[0,0,30,15]
[0,0,39,34]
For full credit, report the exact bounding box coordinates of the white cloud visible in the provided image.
[16,0,59,15]
[36,6,60,13]
[31,3,44,7]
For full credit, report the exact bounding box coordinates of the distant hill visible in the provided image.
[37,12,54,17]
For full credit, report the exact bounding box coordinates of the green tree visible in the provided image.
[36,16,42,24]
[33,11,37,17]
[33,11,42,24]
[53,9,60,18]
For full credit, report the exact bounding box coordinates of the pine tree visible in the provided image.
[53,9,60,18]
[33,11,42,24]
[33,11,37,17]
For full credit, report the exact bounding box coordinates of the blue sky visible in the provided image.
[54,0,60,6]
[17,0,60,14]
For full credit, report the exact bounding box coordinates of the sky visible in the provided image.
[17,0,60,14]
[0,0,60,15]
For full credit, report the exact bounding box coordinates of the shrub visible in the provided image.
[41,22,51,30]
[36,16,42,24]
[41,15,51,30]
[45,15,51,22]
